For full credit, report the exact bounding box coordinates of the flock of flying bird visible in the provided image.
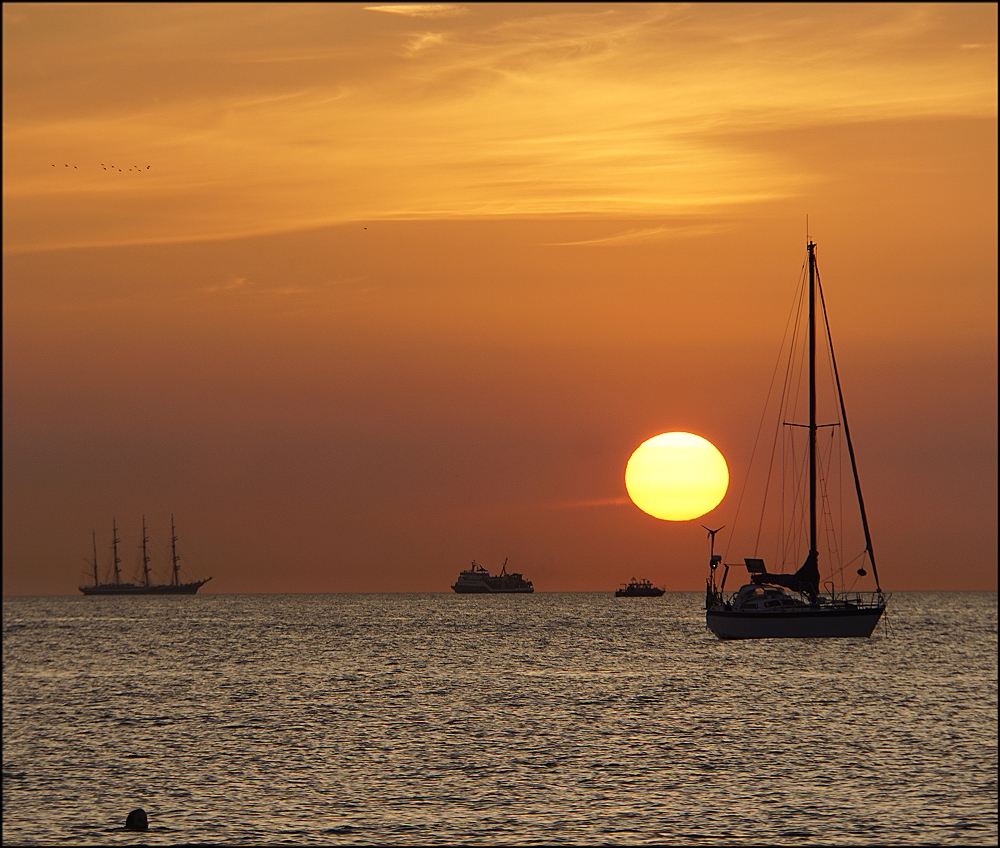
[52,163,151,172]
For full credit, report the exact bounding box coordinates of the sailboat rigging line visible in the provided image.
[835,551,869,592]
[771,273,811,567]
[784,426,814,571]
[771,284,850,583]
[818,427,842,583]
[774,267,844,577]
[838,420,845,588]
[753,264,809,559]
[832,430,845,586]
[723,259,809,566]
[816,265,882,592]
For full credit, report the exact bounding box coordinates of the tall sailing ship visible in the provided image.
[704,239,887,639]
[80,516,211,595]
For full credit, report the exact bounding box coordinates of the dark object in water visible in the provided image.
[124,809,148,831]
[80,516,211,595]
[703,239,887,640]
[451,558,533,593]
[615,577,665,597]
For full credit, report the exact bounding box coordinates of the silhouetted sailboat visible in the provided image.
[80,516,211,595]
[705,239,887,638]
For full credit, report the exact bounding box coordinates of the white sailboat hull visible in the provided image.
[707,606,884,640]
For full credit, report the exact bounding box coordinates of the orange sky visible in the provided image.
[3,3,996,594]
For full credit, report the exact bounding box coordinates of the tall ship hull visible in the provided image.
[80,579,211,596]
[451,559,533,593]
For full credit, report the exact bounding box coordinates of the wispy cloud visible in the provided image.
[203,276,249,293]
[364,4,467,18]
[406,32,445,54]
[545,223,731,247]
[3,4,996,252]
[545,496,631,510]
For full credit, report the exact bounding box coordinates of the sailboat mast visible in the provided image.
[141,515,151,587]
[92,530,99,586]
[808,240,818,566]
[112,518,122,584]
[171,514,180,586]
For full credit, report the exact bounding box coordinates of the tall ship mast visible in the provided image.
[704,238,887,639]
[112,517,122,585]
[141,515,151,588]
[80,517,212,595]
[171,514,181,586]
[90,530,100,587]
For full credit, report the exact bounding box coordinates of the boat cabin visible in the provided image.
[731,584,809,612]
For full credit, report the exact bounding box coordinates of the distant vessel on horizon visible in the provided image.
[704,239,886,639]
[80,516,211,595]
[615,578,665,597]
[451,559,534,593]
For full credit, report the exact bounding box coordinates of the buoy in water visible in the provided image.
[124,808,148,831]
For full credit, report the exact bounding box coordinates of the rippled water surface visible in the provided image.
[3,592,997,845]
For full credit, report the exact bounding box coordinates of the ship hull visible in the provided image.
[706,605,884,640]
[451,583,534,594]
[616,588,665,597]
[80,579,211,596]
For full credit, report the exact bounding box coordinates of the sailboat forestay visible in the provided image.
[705,239,887,639]
[80,515,211,595]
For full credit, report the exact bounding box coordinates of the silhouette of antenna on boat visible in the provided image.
[702,525,725,544]
[702,525,725,569]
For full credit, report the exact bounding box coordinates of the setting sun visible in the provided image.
[625,432,729,521]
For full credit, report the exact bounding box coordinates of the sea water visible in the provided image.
[3,592,997,845]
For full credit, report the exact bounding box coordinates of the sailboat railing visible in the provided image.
[707,586,886,611]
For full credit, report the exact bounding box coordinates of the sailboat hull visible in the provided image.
[707,605,884,640]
